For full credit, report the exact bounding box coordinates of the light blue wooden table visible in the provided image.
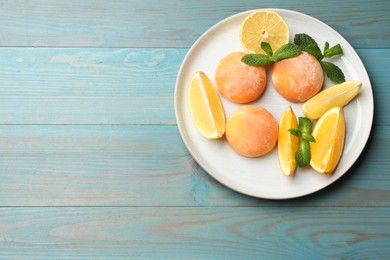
[0,0,389,258]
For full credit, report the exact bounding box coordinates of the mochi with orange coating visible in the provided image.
[271,52,323,102]
[215,52,267,103]
[226,105,278,157]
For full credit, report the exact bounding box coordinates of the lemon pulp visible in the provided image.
[310,107,345,174]
[188,71,225,139]
[240,9,289,54]
[278,106,299,176]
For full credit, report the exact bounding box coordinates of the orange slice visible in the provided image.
[310,107,345,174]
[188,71,225,139]
[278,106,299,176]
[302,81,362,119]
[240,9,289,54]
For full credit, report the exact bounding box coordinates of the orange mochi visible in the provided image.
[226,105,278,157]
[215,52,267,103]
[271,52,323,102]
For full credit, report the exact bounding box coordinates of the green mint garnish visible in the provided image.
[288,128,301,137]
[289,117,315,168]
[294,33,345,84]
[298,117,312,133]
[302,44,323,61]
[294,34,323,60]
[321,61,345,84]
[295,141,311,168]
[323,42,343,58]
[241,54,271,66]
[241,42,301,66]
[294,33,317,48]
[270,43,302,62]
[301,132,316,142]
[261,42,273,57]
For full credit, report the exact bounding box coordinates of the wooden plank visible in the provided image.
[0,47,185,124]
[0,48,388,125]
[0,207,388,258]
[356,49,390,126]
[0,0,388,48]
[0,124,388,207]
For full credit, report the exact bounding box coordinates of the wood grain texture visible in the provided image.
[0,1,388,258]
[0,48,184,124]
[0,124,387,207]
[0,207,388,259]
[0,0,388,48]
[356,49,390,126]
[0,48,388,125]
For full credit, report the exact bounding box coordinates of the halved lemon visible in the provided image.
[240,9,289,54]
[302,81,362,119]
[188,71,225,139]
[310,107,345,174]
[278,106,299,176]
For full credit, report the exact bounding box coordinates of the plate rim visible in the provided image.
[174,8,374,200]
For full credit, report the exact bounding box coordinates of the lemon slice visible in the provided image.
[240,9,289,54]
[278,106,299,176]
[310,107,345,174]
[188,71,225,139]
[302,81,362,119]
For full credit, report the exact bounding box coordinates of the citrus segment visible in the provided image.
[240,10,289,54]
[302,81,362,119]
[278,106,299,176]
[188,71,225,139]
[310,107,345,174]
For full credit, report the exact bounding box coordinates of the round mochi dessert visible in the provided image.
[226,105,278,157]
[215,52,267,103]
[271,52,323,102]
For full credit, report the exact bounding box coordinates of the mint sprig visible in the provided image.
[241,42,301,66]
[294,33,317,47]
[321,61,345,84]
[323,42,343,58]
[295,141,311,168]
[293,33,324,60]
[302,44,323,61]
[294,33,345,84]
[261,42,273,57]
[288,117,315,168]
[271,43,302,62]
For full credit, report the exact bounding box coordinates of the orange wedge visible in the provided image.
[302,81,362,119]
[278,106,299,176]
[240,9,289,54]
[310,107,345,174]
[188,71,225,139]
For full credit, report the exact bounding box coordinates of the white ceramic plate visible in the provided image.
[174,9,373,199]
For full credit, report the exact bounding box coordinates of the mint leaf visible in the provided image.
[301,132,316,142]
[294,33,318,49]
[241,54,271,66]
[295,140,311,167]
[324,42,330,53]
[261,42,273,57]
[288,116,314,168]
[321,61,345,84]
[298,117,312,133]
[303,43,324,61]
[295,37,343,83]
[294,33,323,61]
[242,42,301,66]
[324,43,343,58]
[241,43,301,65]
[288,128,301,137]
[270,43,301,62]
